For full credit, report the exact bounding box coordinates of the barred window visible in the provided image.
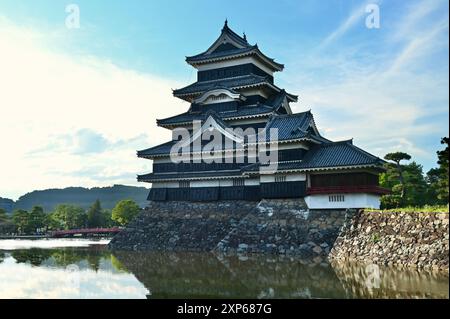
[275,175,287,183]
[179,181,190,188]
[329,195,345,202]
[233,178,245,187]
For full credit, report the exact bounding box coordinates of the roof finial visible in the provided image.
[243,32,247,42]
[224,19,228,28]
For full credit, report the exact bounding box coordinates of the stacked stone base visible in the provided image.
[329,210,449,271]
[109,199,348,257]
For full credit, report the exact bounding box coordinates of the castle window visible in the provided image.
[179,181,190,188]
[329,195,345,202]
[233,178,244,187]
[275,175,287,183]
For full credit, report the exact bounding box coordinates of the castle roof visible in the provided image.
[172,74,297,102]
[185,21,284,71]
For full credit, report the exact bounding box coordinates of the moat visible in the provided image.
[0,239,448,299]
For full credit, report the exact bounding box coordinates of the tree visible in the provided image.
[0,208,8,223]
[52,204,87,230]
[436,137,449,202]
[29,206,46,233]
[87,200,103,228]
[402,162,428,206]
[12,210,31,234]
[112,200,140,226]
[384,152,411,200]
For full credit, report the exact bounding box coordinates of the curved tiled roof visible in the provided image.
[138,170,244,182]
[243,141,385,173]
[157,105,274,126]
[185,22,283,71]
[297,141,385,169]
[173,74,270,97]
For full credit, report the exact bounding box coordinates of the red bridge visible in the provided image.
[51,227,122,238]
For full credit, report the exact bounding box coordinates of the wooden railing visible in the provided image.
[307,185,390,195]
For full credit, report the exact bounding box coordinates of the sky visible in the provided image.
[0,0,448,200]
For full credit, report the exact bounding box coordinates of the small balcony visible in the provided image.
[307,185,390,195]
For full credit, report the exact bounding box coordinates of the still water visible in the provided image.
[0,239,448,299]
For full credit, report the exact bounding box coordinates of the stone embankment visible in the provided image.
[109,199,347,257]
[329,210,449,271]
[109,201,449,271]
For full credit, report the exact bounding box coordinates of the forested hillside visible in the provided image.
[3,185,149,213]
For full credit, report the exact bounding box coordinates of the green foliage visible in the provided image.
[51,204,87,230]
[368,205,448,213]
[383,152,412,201]
[0,208,8,222]
[435,137,449,202]
[12,209,31,234]
[372,233,380,243]
[380,194,402,209]
[112,199,140,226]
[13,185,148,213]
[29,206,46,232]
[384,152,412,164]
[380,143,447,208]
[87,200,103,228]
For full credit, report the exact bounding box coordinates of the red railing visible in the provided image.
[307,185,391,195]
[51,227,121,238]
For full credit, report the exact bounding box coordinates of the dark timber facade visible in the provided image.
[137,21,388,209]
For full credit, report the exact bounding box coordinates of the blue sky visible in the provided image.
[0,0,448,199]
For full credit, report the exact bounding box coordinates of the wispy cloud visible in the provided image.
[319,1,374,49]
[284,0,449,167]
[0,17,185,199]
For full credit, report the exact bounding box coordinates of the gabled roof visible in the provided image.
[252,111,325,143]
[243,140,385,173]
[158,90,296,127]
[173,74,269,98]
[298,140,386,169]
[185,21,284,72]
[173,74,298,102]
[157,104,274,127]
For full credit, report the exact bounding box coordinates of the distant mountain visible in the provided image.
[0,197,14,213]
[6,185,150,213]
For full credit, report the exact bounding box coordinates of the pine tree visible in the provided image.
[87,200,103,228]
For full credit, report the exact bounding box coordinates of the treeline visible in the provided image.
[7,185,150,213]
[0,199,141,235]
[380,137,449,209]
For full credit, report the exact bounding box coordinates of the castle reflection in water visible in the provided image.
[0,245,448,299]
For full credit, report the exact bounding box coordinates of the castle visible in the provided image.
[137,21,388,209]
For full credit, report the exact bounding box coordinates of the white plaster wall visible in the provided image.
[244,178,260,186]
[305,194,381,209]
[260,173,306,183]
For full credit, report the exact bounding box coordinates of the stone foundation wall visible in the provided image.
[215,199,347,257]
[110,201,449,271]
[329,210,449,271]
[109,199,347,257]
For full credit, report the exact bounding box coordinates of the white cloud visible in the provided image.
[0,17,187,199]
[319,1,374,48]
[284,0,449,167]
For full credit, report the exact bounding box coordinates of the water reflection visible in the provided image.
[112,251,449,299]
[0,246,148,299]
[0,243,448,299]
[113,251,346,299]
[331,260,449,299]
